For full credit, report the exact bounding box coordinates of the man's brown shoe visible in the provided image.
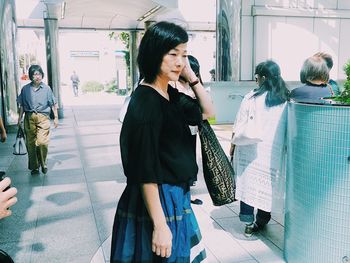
[41,167,48,174]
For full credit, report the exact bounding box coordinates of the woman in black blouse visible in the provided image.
[110,21,215,263]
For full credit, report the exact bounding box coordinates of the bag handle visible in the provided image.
[17,126,25,138]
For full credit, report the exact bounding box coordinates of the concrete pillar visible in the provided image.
[216,0,241,81]
[44,16,63,118]
[144,20,156,30]
[129,30,139,91]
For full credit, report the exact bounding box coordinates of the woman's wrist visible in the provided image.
[153,220,167,229]
[189,78,200,88]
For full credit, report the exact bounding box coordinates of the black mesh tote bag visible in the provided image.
[199,120,236,206]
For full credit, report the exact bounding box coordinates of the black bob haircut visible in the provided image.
[137,21,188,84]
[28,64,44,81]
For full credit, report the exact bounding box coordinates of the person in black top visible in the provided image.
[291,55,332,103]
[110,21,215,263]
[291,56,332,103]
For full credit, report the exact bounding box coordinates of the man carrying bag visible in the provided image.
[17,65,58,175]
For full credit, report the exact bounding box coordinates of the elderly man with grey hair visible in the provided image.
[291,55,332,104]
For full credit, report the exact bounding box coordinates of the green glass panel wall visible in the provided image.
[285,102,350,263]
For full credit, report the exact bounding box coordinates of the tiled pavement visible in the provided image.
[0,90,286,263]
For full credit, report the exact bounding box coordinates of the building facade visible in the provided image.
[240,0,350,81]
[2,0,350,126]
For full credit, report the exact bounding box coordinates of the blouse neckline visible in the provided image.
[140,84,172,102]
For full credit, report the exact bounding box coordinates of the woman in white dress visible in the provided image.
[230,60,290,237]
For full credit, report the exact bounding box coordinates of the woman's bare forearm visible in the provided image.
[141,183,167,227]
[141,183,172,258]
[190,81,215,120]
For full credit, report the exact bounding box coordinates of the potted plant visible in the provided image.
[323,60,350,105]
[333,60,350,104]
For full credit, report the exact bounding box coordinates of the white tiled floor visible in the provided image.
[190,192,286,263]
[0,91,287,263]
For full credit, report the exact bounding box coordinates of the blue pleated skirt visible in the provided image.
[110,183,206,263]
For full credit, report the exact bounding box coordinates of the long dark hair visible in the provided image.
[253,60,289,107]
[137,21,188,84]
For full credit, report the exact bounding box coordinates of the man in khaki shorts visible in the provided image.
[17,65,58,175]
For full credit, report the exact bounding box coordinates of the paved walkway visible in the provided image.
[0,90,286,263]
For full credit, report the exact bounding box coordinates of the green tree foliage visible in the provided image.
[119,32,130,76]
[108,31,130,75]
[81,81,104,93]
[105,78,117,93]
[332,61,350,104]
[336,61,350,104]
[19,53,37,73]
[344,61,350,79]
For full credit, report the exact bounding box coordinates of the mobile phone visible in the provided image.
[0,172,11,192]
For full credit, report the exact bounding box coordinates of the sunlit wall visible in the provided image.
[59,31,122,86]
[241,0,350,81]
[17,29,125,89]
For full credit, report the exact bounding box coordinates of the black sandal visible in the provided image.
[191,199,203,205]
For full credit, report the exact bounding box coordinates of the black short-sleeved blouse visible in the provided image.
[120,84,202,185]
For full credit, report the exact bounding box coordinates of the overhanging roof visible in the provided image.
[15,0,215,31]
